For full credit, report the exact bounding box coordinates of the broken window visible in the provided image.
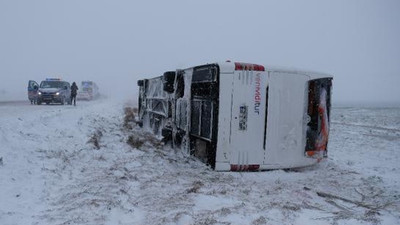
[306,78,332,157]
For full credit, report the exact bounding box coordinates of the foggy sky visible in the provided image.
[1,0,399,106]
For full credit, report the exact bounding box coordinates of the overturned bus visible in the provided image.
[137,61,333,171]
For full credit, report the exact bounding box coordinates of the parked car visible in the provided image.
[29,78,72,105]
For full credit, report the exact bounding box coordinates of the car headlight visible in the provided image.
[55,92,60,95]
[38,92,42,95]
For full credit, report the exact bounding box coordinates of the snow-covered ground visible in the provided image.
[0,98,399,225]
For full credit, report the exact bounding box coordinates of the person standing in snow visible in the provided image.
[71,82,78,106]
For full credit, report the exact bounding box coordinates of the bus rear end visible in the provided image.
[215,66,333,171]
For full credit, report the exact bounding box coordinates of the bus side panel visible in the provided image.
[215,73,234,170]
[263,72,315,168]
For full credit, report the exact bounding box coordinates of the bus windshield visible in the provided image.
[305,78,332,157]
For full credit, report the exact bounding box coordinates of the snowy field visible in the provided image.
[0,98,399,225]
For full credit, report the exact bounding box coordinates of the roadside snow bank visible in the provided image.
[0,102,399,225]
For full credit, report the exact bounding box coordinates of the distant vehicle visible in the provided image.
[137,61,333,171]
[30,78,72,105]
[28,80,39,104]
[77,81,99,100]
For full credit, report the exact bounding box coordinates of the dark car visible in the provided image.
[31,78,72,105]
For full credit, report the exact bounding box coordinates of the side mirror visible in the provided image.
[64,86,68,90]
[163,71,176,93]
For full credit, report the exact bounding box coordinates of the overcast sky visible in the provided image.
[0,0,399,106]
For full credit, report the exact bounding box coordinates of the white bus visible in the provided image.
[137,61,333,171]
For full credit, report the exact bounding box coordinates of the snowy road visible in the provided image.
[0,99,399,225]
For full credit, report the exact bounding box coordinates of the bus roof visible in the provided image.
[215,61,333,80]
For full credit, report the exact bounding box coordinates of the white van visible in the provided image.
[77,81,99,100]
